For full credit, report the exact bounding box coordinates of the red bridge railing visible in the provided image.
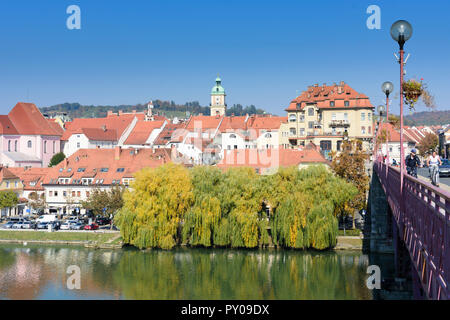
[374,161,450,300]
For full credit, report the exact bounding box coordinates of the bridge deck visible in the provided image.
[374,161,450,300]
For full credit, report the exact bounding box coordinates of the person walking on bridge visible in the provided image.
[427,150,442,187]
[405,149,420,178]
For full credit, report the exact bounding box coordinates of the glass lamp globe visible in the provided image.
[390,20,413,43]
[381,81,394,96]
[378,105,385,115]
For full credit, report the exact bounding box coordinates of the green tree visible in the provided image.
[0,191,18,215]
[330,140,369,227]
[48,152,66,167]
[417,132,438,156]
[81,186,125,228]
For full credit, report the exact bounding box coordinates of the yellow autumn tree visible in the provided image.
[115,163,193,250]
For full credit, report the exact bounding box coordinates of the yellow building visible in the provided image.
[280,82,374,157]
[0,166,24,217]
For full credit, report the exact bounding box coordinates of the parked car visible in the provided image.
[84,223,99,231]
[439,159,450,177]
[60,222,71,230]
[2,221,15,229]
[37,222,49,230]
[95,217,111,226]
[12,221,25,229]
[71,222,85,230]
[21,221,35,229]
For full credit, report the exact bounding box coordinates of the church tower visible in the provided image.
[210,76,226,116]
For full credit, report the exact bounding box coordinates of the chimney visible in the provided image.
[101,125,107,132]
[114,146,121,160]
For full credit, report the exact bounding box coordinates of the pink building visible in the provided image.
[0,103,63,168]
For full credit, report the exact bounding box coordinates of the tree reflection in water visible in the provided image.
[0,245,372,300]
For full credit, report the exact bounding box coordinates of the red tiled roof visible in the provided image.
[7,103,63,136]
[124,120,165,145]
[217,148,327,171]
[379,123,414,143]
[61,116,135,141]
[8,167,50,191]
[0,115,19,135]
[153,123,187,146]
[43,147,173,186]
[186,115,224,130]
[47,119,64,136]
[286,82,373,111]
[82,128,118,141]
[0,166,20,180]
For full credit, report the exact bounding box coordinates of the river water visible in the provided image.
[0,244,385,300]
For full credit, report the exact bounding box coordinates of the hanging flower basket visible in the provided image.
[402,79,423,109]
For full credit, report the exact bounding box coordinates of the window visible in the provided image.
[72,191,76,197]
[44,141,47,153]
[361,113,365,121]
[344,101,349,107]
[67,168,72,172]
[100,168,109,172]
[289,114,297,122]
[28,140,32,148]
[300,128,305,136]
[54,191,58,197]
[337,141,342,151]
[8,140,11,152]
[227,145,231,150]
[63,191,67,197]
[265,133,272,138]
[59,168,63,172]
[86,191,90,197]
[368,126,371,134]
[344,113,348,120]
[77,191,81,197]
[308,121,314,129]
[289,128,296,136]
[230,134,237,139]
[368,112,372,121]
[299,114,305,122]
[77,142,80,148]
[330,101,335,107]
[49,191,53,197]
[77,168,86,172]
[116,168,125,172]
[6,182,10,188]
[14,141,17,152]
[53,141,55,153]
[308,108,314,116]
[332,113,336,120]
[361,126,366,134]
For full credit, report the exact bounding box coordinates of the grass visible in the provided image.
[0,230,119,244]
[338,229,361,236]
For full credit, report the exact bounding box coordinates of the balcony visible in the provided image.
[329,120,350,127]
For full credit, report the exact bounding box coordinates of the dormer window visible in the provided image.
[344,101,349,107]
[230,134,237,139]
[330,101,335,107]
[100,168,109,172]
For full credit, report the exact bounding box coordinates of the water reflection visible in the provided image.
[0,245,372,300]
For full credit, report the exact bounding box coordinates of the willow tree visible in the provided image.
[269,165,356,249]
[116,163,193,249]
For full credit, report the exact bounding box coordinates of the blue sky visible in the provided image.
[0,0,449,115]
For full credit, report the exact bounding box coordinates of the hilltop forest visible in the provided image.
[40,101,266,119]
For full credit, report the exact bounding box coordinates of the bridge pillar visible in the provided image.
[367,171,394,253]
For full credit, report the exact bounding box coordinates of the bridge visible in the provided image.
[370,161,450,300]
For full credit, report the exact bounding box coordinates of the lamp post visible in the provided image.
[377,105,385,162]
[390,20,413,191]
[382,81,394,166]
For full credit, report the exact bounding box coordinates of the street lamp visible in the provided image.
[391,20,413,191]
[382,81,394,166]
[376,105,385,161]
